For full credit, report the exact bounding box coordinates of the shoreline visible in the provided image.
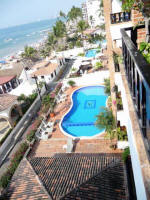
[1,34,48,62]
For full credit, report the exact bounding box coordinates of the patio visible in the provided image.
[30,86,122,157]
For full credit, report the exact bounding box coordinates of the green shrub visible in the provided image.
[76,40,82,47]
[68,80,76,87]
[0,128,12,147]
[116,97,123,110]
[122,147,130,162]
[26,130,36,142]
[104,78,110,95]
[0,142,28,188]
[72,67,77,71]
[96,49,101,53]
[95,61,103,70]
[139,42,150,64]
[116,127,128,141]
[78,53,85,57]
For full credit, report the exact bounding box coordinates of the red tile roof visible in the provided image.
[5,154,128,200]
[0,94,17,111]
[0,75,16,85]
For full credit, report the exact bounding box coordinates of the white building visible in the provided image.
[30,57,65,84]
[82,0,104,28]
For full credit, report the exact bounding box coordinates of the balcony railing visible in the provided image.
[121,26,150,140]
[111,12,131,24]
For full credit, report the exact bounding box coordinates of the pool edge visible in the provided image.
[59,85,108,140]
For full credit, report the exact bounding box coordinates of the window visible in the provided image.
[51,73,54,78]
[54,70,57,76]
[41,76,44,79]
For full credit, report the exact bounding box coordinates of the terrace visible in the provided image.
[119,25,150,199]
[121,25,150,149]
[111,12,131,24]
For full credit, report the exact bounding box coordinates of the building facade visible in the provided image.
[0,76,20,94]
[82,0,104,28]
[103,0,150,199]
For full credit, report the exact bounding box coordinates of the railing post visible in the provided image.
[131,28,137,47]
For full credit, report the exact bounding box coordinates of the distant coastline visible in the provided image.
[0,18,57,59]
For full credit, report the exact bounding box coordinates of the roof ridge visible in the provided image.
[28,154,122,199]
[60,159,124,200]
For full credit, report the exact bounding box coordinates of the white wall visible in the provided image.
[110,22,133,41]
[112,0,122,13]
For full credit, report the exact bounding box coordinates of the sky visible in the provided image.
[0,0,84,29]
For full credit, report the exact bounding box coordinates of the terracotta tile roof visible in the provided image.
[0,63,23,77]
[6,159,50,200]
[5,153,128,200]
[0,94,17,111]
[0,75,16,85]
[31,63,58,77]
[32,61,49,69]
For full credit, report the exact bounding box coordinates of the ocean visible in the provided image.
[0,18,57,59]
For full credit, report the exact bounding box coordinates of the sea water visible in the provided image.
[0,18,57,59]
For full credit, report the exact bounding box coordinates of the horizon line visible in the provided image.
[0,17,58,31]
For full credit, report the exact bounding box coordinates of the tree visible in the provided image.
[67,80,75,87]
[46,33,57,50]
[67,6,82,22]
[77,20,89,36]
[90,16,93,27]
[21,46,37,60]
[59,10,67,20]
[95,107,116,137]
[120,0,150,42]
[104,78,111,95]
[40,48,50,58]
[53,20,66,38]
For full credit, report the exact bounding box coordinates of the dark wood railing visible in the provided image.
[111,12,131,24]
[121,26,150,140]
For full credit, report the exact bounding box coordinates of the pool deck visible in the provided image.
[30,86,122,157]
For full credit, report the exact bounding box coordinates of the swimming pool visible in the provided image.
[60,86,108,138]
[85,49,97,58]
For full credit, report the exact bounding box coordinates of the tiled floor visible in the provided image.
[30,86,122,157]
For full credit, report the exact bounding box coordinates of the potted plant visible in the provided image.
[68,80,76,87]
[49,102,55,118]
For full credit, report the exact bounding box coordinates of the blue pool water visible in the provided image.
[85,49,97,58]
[61,86,108,138]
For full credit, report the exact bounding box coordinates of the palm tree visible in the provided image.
[59,10,67,20]
[40,48,49,58]
[77,20,89,37]
[67,6,82,24]
[21,46,37,60]
[95,107,116,137]
[46,33,57,50]
[53,20,66,38]
[90,16,93,27]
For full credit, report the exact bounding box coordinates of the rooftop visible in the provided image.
[6,153,128,200]
[0,75,16,85]
[0,94,17,112]
[31,63,58,77]
[32,60,49,70]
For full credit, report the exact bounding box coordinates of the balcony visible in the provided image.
[111,12,131,24]
[121,25,150,144]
